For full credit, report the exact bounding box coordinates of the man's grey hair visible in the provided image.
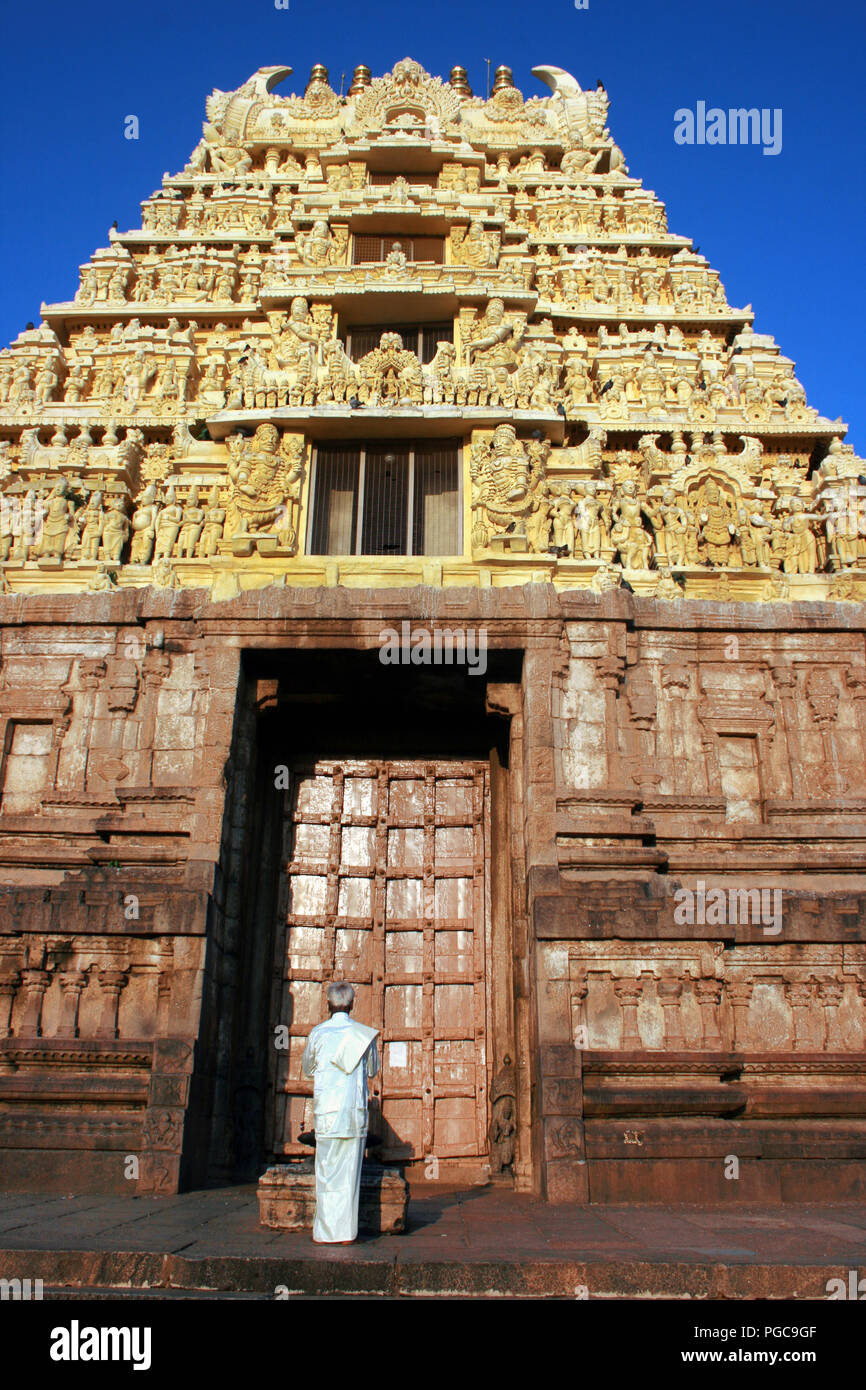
[327,982,355,1012]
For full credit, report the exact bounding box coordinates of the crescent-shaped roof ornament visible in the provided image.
[531,65,583,98]
[254,65,293,95]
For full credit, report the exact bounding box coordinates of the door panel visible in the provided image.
[267,758,490,1164]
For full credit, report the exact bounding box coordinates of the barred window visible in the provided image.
[368,172,437,187]
[352,234,445,265]
[309,441,461,557]
[345,322,453,364]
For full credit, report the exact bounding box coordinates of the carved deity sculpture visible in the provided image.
[610,479,653,569]
[177,486,206,559]
[451,220,499,269]
[199,485,226,558]
[154,487,183,561]
[79,491,104,561]
[130,483,159,565]
[470,424,548,550]
[574,488,610,561]
[296,219,346,267]
[273,296,321,375]
[206,133,253,176]
[37,479,75,560]
[696,480,737,566]
[781,497,821,575]
[383,242,409,274]
[226,424,304,538]
[356,333,422,406]
[101,496,130,563]
[647,489,689,567]
[465,299,525,405]
[824,496,860,570]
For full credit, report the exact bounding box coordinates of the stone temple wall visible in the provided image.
[0,583,863,1200]
[536,597,866,1201]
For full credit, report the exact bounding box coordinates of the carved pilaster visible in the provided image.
[157,971,172,1035]
[727,981,753,1050]
[785,978,816,1051]
[657,976,685,1048]
[816,979,845,1050]
[694,977,723,1046]
[612,975,642,1049]
[805,669,844,796]
[56,969,87,1039]
[96,968,128,1039]
[18,968,51,1036]
[845,666,866,771]
[660,663,691,795]
[0,974,19,1037]
[596,653,626,786]
[623,666,660,792]
[770,666,802,798]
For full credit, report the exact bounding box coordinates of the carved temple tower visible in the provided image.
[0,59,864,1202]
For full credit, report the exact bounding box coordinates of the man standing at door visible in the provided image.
[301,982,379,1244]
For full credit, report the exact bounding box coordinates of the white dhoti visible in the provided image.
[302,1011,379,1245]
[312,1134,366,1243]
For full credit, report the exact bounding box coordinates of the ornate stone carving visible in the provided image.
[470,426,549,553]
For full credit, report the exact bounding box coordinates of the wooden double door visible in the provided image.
[267,758,491,1164]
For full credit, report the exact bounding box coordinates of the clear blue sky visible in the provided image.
[1,0,863,451]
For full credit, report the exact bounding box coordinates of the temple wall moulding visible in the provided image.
[554,943,866,1055]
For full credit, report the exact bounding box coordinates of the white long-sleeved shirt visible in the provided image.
[301,1012,380,1139]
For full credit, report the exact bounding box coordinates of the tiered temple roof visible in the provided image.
[0,57,863,602]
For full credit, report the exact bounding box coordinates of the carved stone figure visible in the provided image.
[199,485,226,558]
[610,479,653,569]
[37,479,74,560]
[226,424,304,538]
[696,480,737,566]
[451,220,499,268]
[470,424,548,550]
[101,496,130,563]
[79,491,104,561]
[154,487,183,561]
[296,219,346,267]
[177,486,206,559]
[782,498,821,575]
[130,484,159,565]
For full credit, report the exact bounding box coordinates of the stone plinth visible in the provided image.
[257,1160,409,1234]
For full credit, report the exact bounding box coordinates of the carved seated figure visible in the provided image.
[451,219,498,269]
[383,242,408,274]
[209,136,253,176]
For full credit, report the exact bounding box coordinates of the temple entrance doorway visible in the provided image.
[225,648,522,1188]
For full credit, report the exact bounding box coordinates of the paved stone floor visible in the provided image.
[1,1184,865,1297]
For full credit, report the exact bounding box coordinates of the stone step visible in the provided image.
[0,1245,846,1299]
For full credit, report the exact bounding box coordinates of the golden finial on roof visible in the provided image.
[491,65,515,94]
[449,66,472,96]
[307,64,329,91]
[348,64,371,96]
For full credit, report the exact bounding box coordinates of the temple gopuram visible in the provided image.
[0,58,864,1204]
